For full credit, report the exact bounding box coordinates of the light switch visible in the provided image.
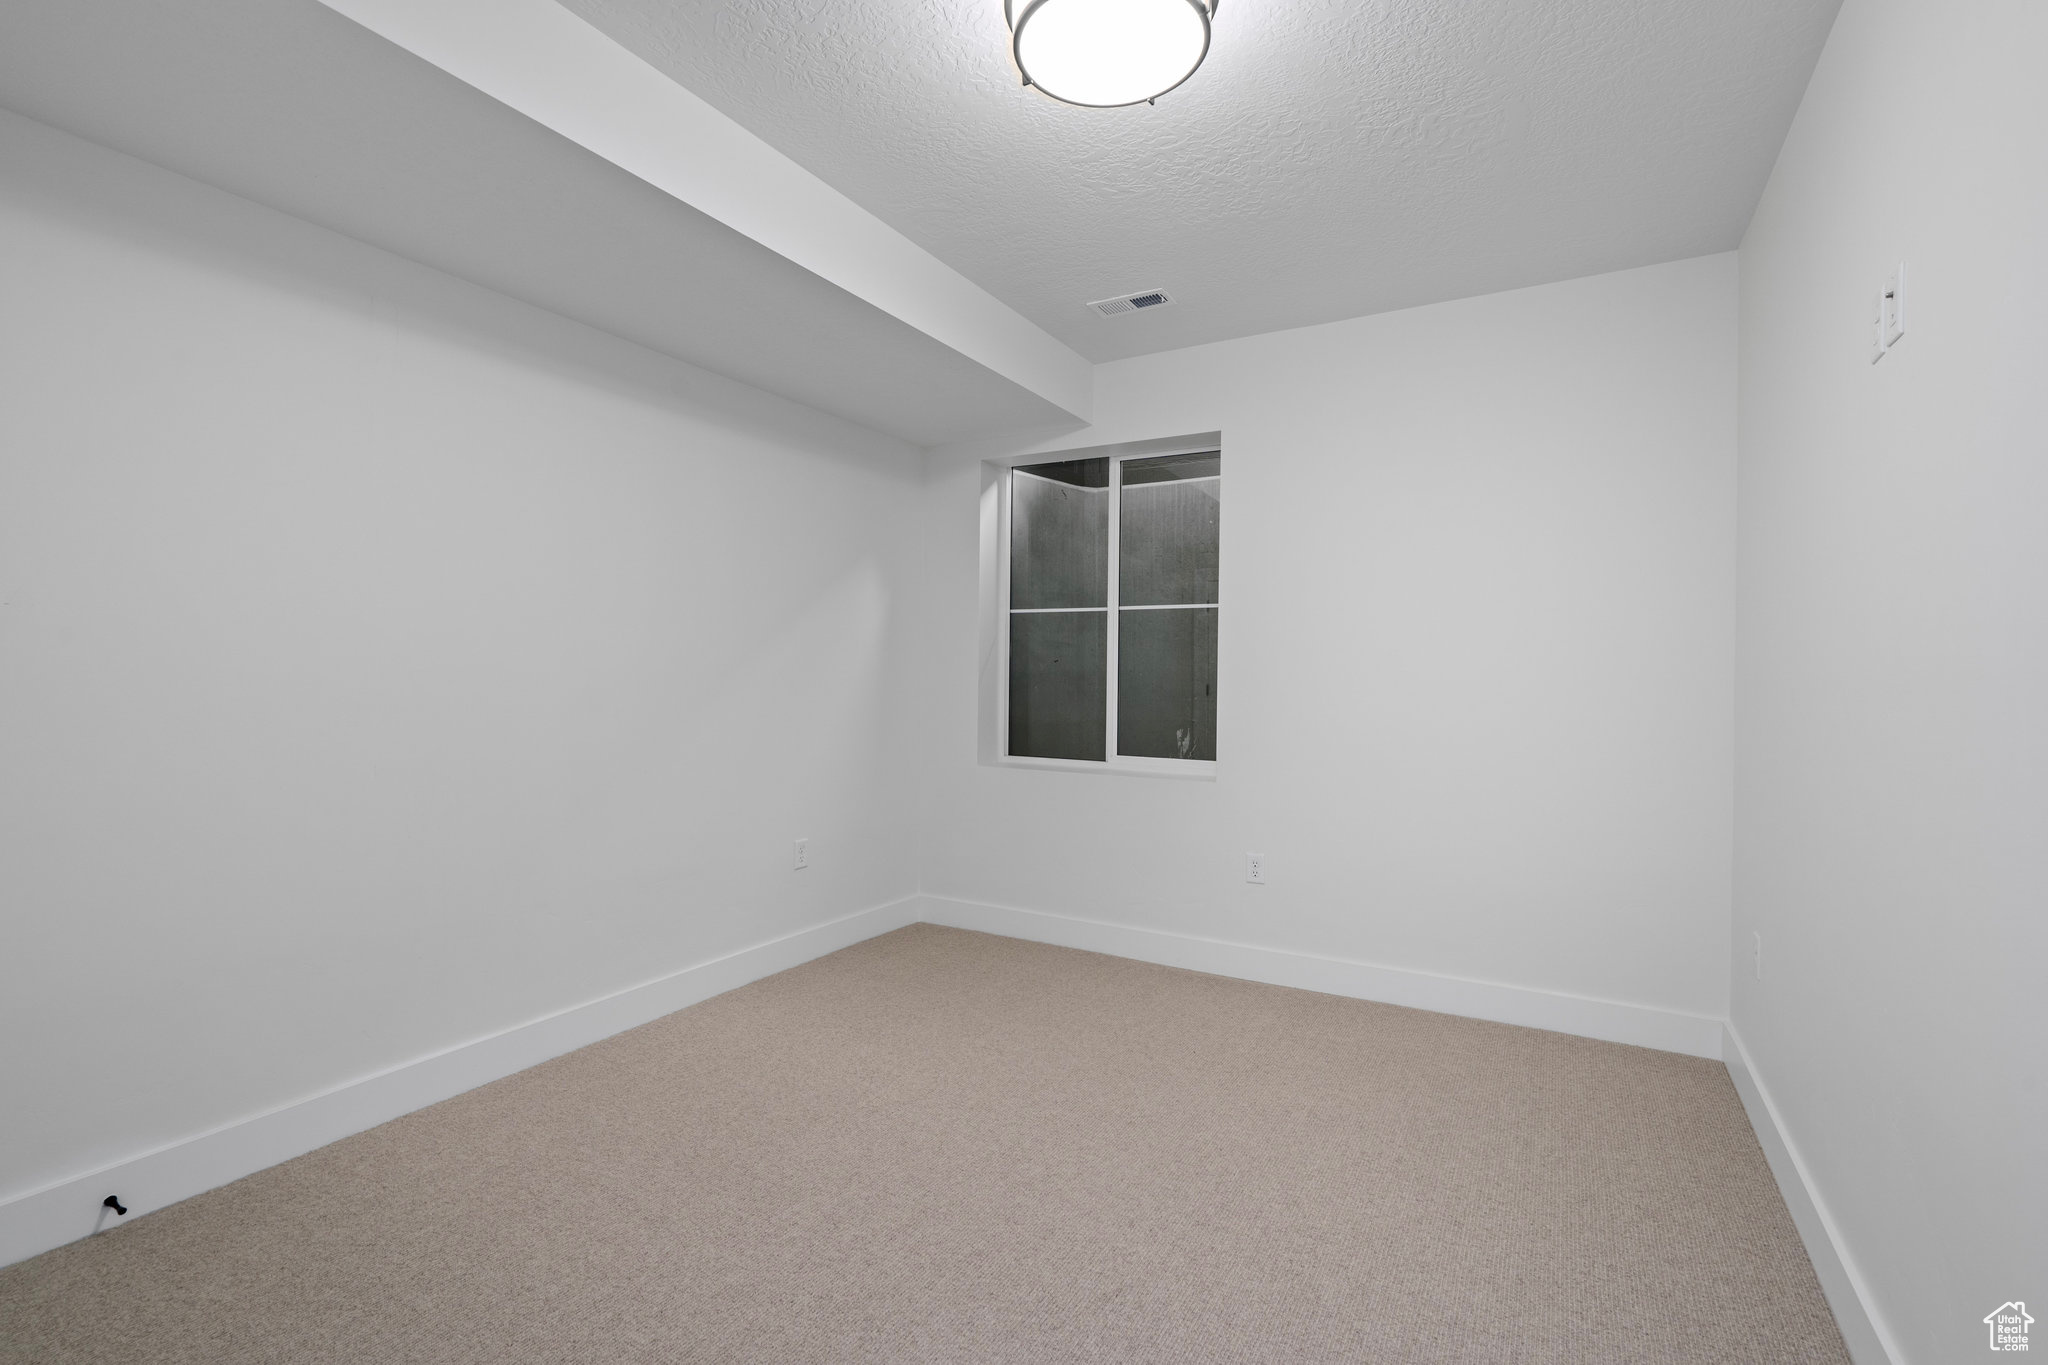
[1883,264,1907,348]
[1872,263,1907,363]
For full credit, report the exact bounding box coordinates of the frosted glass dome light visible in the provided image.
[1007,0,1217,109]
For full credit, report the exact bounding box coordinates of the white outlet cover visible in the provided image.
[1246,853,1266,885]
[794,838,809,870]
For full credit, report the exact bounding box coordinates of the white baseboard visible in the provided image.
[916,899,1904,1353]
[0,895,921,1271]
[913,894,1727,1059]
[1721,1023,1904,1365]
[7,889,1880,1365]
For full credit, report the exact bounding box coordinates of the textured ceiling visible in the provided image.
[559,0,1840,362]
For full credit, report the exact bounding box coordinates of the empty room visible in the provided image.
[1,0,2041,1361]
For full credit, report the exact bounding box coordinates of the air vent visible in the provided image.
[1087,289,1175,317]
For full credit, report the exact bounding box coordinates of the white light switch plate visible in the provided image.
[1883,263,1907,348]
[1872,262,1907,362]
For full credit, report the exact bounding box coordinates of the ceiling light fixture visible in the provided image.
[1006,0,1218,109]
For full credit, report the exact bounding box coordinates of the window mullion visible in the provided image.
[1105,457,1121,763]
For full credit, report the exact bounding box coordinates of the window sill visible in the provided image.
[991,755,1218,782]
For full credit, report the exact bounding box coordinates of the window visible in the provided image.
[1004,448,1220,769]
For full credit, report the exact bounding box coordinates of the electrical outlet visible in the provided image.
[793,838,809,871]
[1753,931,1763,982]
[1245,852,1266,885]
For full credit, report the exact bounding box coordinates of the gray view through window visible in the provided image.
[1008,451,1218,763]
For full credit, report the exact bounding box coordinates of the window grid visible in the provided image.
[1002,447,1219,770]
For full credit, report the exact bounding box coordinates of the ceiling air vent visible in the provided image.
[1087,289,1175,317]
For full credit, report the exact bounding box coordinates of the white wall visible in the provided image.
[1733,0,2048,1359]
[0,110,923,1204]
[918,254,1737,1027]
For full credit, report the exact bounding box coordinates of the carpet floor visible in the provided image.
[0,925,1849,1363]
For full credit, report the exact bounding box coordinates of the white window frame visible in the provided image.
[992,436,1221,779]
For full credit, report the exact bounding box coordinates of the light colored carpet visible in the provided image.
[1,925,1848,1363]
